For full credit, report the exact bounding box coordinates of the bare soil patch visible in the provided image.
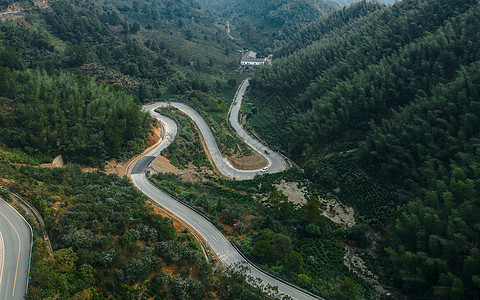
[273,180,307,205]
[104,159,128,177]
[226,151,267,170]
[319,197,356,228]
[146,123,162,147]
[150,156,215,183]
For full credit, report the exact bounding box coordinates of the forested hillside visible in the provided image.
[0,0,300,298]
[1,0,238,99]
[198,0,339,50]
[0,151,273,299]
[3,0,479,297]
[0,0,240,165]
[276,0,384,56]
[250,0,477,150]
[247,0,480,298]
[336,0,395,6]
[0,68,149,165]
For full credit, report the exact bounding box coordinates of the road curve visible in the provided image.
[140,100,287,179]
[0,200,33,300]
[130,84,321,299]
[228,79,287,174]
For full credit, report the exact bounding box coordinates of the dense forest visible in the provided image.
[0,67,149,165]
[197,0,339,50]
[276,0,384,56]
[247,0,480,298]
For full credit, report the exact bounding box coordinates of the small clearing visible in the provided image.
[319,197,355,228]
[150,156,215,183]
[273,180,307,205]
[344,246,389,295]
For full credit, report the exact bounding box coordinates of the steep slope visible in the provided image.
[248,0,477,149]
[245,0,480,298]
[198,0,339,50]
[276,0,384,56]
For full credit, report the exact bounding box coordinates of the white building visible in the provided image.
[240,51,271,70]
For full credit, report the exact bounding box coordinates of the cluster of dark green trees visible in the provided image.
[152,169,368,298]
[250,0,477,149]
[246,0,480,298]
[0,67,149,165]
[276,1,384,56]
[362,61,480,299]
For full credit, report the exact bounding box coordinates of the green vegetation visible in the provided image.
[156,108,210,170]
[151,169,371,298]
[198,0,339,51]
[0,0,239,103]
[246,0,480,298]
[4,0,479,297]
[362,61,480,298]
[0,0,245,165]
[276,1,384,56]
[0,160,206,299]
[0,152,277,299]
[0,68,149,165]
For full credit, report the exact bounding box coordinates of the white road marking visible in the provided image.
[0,229,4,288]
[0,209,21,296]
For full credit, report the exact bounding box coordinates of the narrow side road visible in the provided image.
[0,200,33,300]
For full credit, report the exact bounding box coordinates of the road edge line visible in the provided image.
[0,199,34,297]
[0,228,4,289]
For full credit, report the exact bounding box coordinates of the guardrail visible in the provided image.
[147,176,213,222]
[0,197,34,296]
[230,242,323,300]
[152,106,180,155]
[0,184,53,252]
[145,175,322,300]
[226,79,300,170]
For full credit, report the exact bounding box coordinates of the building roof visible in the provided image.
[242,51,257,60]
[240,50,271,66]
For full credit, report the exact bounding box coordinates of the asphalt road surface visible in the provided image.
[132,84,321,299]
[0,200,32,300]
[131,173,320,300]
[228,79,287,174]
[142,99,287,179]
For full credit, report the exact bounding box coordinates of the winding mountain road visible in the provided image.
[0,200,32,300]
[130,81,321,299]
